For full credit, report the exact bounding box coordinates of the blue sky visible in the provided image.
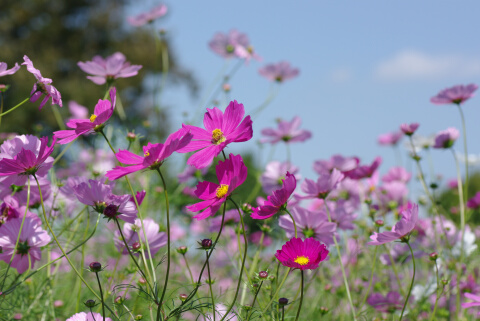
[126,1,480,191]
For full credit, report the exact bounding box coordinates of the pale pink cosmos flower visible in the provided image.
[106,127,192,180]
[78,52,142,85]
[433,127,460,149]
[179,100,253,169]
[260,161,300,194]
[381,166,411,184]
[0,62,20,77]
[0,135,56,186]
[22,55,62,109]
[313,154,359,175]
[400,122,419,136]
[258,61,299,82]
[462,292,480,309]
[114,218,166,258]
[430,84,478,105]
[378,131,403,146]
[367,203,418,245]
[209,29,253,60]
[0,216,51,274]
[68,101,88,120]
[261,116,312,144]
[186,154,247,220]
[300,168,344,199]
[66,312,112,321]
[53,88,116,144]
[127,4,168,27]
[367,292,403,312]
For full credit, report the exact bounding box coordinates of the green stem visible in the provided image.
[206,251,216,321]
[384,244,406,297]
[457,104,469,203]
[0,92,4,128]
[284,208,297,238]
[358,246,378,310]
[95,272,106,321]
[262,267,291,314]
[53,141,74,165]
[294,271,304,321]
[246,281,264,321]
[51,105,66,130]
[0,97,29,116]
[430,261,442,321]
[251,83,278,119]
[399,241,416,321]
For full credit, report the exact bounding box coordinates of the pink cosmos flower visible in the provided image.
[381,166,411,184]
[114,218,166,258]
[177,165,209,184]
[68,101,88,120]
[186,154,247,220]
[179,100,253,169]
[344,157,382,180]
[22,55,62,109]
[78,52,142,85]
[258,61,299,82]
[0,216,51,274]
[433,127,460,149]
[313,154,359,175]
[260,161,300,194]
[251,172,296,220]
[209,29,252,59]
[275,237,329,271]
[400,122,419,136]
[0,62,20,77]
[279,206,336,245]
[261,116,311,144]
[106,128,192,180]
[467,192,480,209]
[0,135,56,186]
[73,179,137,223]
[367,292,403,312]
[430,84,478,105]
[300,168,344,199]
[127,4,168,27]
[53,88,116,144]
[378,131,403,146]
[367,203,418,245]
[462,292,480,309]
[66,312,112,321]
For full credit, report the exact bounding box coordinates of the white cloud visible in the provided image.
[330,68,352,83]
[374,50,480,81]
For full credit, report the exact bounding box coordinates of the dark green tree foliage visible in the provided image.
[0,0,197,136]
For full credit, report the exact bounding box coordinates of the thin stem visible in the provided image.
[358,246,378,310]
[325,204,357,321]
[284,208,297,238]
[384,244,406,297]
[262,268,291,314]
[281,306,285,321]
[399,241,416,321]
[53,141,74,165]
[251,83,278,119]
[206,251,216,321]
[156,168,171,321]
[430,261,442,321]
[457,104,469,203]
[0,92,4,128]
[95,272,106,321]
[294,271,304,321]
[246,281,264,321]
[51,105,66,130]
[0,97,29,116]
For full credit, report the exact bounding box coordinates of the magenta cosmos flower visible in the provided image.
[209,29,250,59]
[300,168,344,199]
[258,61,299,83]
[400,122,419,136]
[0,216,51,274]
[106,128,192,180]
[462,293,480,309]
[114,218,166,258]
[378,131,402,146]
[367,203,418,245]
[0,62,20,77]
[66,312,112,321]
[73,179,137,223]
[433,127,460,149]
[53,88,116,144]
[0,135,56,186]
[430,84,478,105]
[344,157,382,180]
[22,55,62,109]
[261,116,312,144]
[260,161,300,194]
[275,237,329,271]
[467,192,480,209]
[251,172,296,220]
[186,154,247,220]
[179,100,253,169]
[127,4,167,27]
[78,52,142,85]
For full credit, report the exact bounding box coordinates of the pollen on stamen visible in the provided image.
[144,151,150,157]
[294,256,310,266]
[216,184,229,198]
[89,114,97,123]
[211,129,226,145]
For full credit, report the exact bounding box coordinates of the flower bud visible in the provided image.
[179,293,188,301]
[252,283,259,288]
[259,271,268,279]
[138,277,146,285]
[85,299,96,308]
[429,252,438,261]
[223,83,231,92]
[441,279,449,285]
[115,296,125,304]
[177,246,188,255]
[243,304,252,311]
[320,307,329,315]
[103,204,118,218]
[135,315,143,320]
[375,220,384,227]
[278,298,289,306]
[132,242,141,251]
[89,262,102,272]
[200,238,212,249]
[127,132,137,142]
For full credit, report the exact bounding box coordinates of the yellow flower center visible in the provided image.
[216,184,229,198]
[89,114,97,123]
[144,151,150,157]
[212,129,226,145]
[294,256,310,266]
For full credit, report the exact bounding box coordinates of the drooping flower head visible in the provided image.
[22,55,62,109]
[275,237,329,270]
[53,88,116,144]
[430,84,478,105]
[0,135,56,186]
[114,218,166,258]
[433,127,460,149]
[179,100,252,169]
[378,131,403,146]
[367,203,418,245]
[186,154,247,220]
[258,61,299,83]
[251,172,296,220]
[261,116,312,144]
[106,127,192,180]
[0,216,51,274]
[73,179,137,223]
[400,122,419,136]
[66,312,112,321]
[0,62,20,77]
[78,52,142,85]
[127,4,168,26]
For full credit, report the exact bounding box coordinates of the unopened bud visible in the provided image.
[441,279,449,285]
[85,299,96,308]
[132,242,141,251]
[179,293,188,301]
[89,262,102,272]
[177,246,188,255]
[320,307,329,315]
[126,132,137,142]
[278,298,289,306]
[375,220,384,227]
[200,239,212,249]
[429,252,438,261]
[259,271,268,279]
[115,296,125,304]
